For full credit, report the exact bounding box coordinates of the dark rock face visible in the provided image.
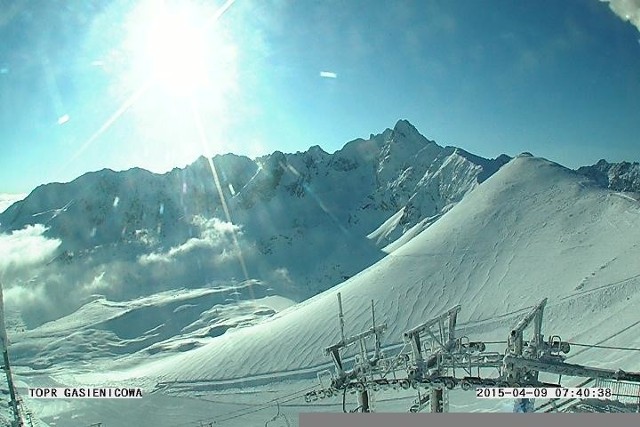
[577,160,640,193]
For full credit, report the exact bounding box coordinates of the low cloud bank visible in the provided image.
[139,217,242,265]
[0,193,26,214]
[0,224,61,276]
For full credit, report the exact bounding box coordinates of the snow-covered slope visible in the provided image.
[0,120,509,324]
[9,154,640,426]
[9,284,295,370]
[124,154,640,384]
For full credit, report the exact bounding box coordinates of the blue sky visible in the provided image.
[1,0,639,193]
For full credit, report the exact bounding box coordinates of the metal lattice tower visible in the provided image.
[305,296,640,413]
[0,281,23,426]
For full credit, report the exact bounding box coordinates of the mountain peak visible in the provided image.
[393,118,416,131]
[577,159,640,193]
[306,145,328,156]
[387,119,438,149]
[392,119,420,138]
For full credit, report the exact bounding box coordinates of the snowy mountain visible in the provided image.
[4,120,640,425]
[123,154,640,383]
[576,159,640,194]
[0,120,510,324]
[7,154,640,426]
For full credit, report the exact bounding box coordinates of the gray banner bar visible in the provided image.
[300,413,639,427]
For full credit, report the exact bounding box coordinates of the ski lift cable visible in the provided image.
[212,392,307,423]
[170,381,413,426]
[169,384,316,427]
[265,400,290,427]
[567,342,640,352]
[213,391,303,425]
[167,305,640,426]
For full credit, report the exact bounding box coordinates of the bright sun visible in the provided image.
[146,13,208,94]
[127,0,236,98]
[113,0,239,172]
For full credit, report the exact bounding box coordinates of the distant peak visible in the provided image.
[189,155,209,166]
[389,119,437,147]
[307,145,328,155]
[393,119,418,135]
[495,154,512,163]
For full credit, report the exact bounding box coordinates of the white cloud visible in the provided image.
[0,225,61,328]
[0,224,61,274]
[57,114,70,125]
[139,217,241,265]
[320,71,338,79]
[601,0,640,32]
[3,285,46,311]
[0,193,26,214]
[82,271,108,292]
[273,267,293,284]
[139,236,214,264]
[195,216,241,238]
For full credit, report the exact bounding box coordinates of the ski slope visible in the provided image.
[117,155,640,383]
[9,154,640,426]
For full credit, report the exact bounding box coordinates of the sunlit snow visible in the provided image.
[0,153,638,426]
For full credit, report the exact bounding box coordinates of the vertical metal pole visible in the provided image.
[514,332,523,355]
[448,310,457,344]
[337,293,345,344]
[430,388,443,412]
[371,300,381,359]
[330,349,345,377]
[359,389,370,412]
[513,398,534,413]
[358,339,367,366]
[0,282,19,426]
[534,309,543,347]
[371,299,375,329]
[3,350,21,426]
[410,333,423,365]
